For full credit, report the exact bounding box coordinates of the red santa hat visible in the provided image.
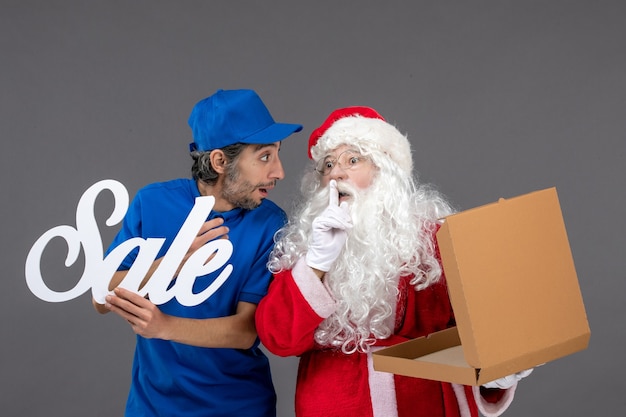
[308,106,413,174]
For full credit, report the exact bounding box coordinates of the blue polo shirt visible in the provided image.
[107,178,285,417]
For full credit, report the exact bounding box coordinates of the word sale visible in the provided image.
[25,179,233,307]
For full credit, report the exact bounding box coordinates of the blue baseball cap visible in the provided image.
[188,89,303,152]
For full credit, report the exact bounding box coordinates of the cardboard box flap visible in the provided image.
[373,187,590,385]
[373,327,480,386]
[373,325,590,385]
[435,187,590,369]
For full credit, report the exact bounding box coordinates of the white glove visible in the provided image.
[482,368,533,389]
[305,180,353,272]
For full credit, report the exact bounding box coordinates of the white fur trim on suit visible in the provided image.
[292,257,337,318]
[314,116,414,175]
[473,384,516,417]
[452,383,472,417]
[368,348,399,417]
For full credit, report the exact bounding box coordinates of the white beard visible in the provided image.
[314,181,403,353]
[269,167,453,354]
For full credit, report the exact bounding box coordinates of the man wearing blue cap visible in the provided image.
[93,89,302,417]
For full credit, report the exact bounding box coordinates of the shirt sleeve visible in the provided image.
[256,258,337,357]
[238,208,287,305]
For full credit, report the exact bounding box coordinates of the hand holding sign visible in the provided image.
[25,179,235,307]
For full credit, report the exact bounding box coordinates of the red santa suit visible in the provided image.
[256,258,517,417]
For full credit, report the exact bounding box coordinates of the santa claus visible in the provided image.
[256,106,531,417]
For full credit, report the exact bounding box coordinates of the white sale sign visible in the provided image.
[25,179,233,307]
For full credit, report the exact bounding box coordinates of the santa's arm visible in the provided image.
[470,385,517,417]
[452,369,534,417]
[256,258,337,357]
[471,368,534,416]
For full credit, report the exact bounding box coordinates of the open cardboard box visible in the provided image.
[372,187,590,386]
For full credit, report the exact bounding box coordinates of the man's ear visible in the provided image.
[209,149,227,174]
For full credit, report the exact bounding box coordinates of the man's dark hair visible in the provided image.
[190,143,247,185]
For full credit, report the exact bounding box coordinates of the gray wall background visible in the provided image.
[2,1,624,415]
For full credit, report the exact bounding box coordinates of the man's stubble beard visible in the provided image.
[221,166,274,210]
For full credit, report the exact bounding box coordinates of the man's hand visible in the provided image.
[184,217,229,265]
[305,180,353,272]
[105,287,172,339]
[93,217,229,314]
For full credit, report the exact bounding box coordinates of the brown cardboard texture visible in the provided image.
[373,187,590,386]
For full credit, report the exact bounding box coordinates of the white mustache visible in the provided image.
[335,181,359,199]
